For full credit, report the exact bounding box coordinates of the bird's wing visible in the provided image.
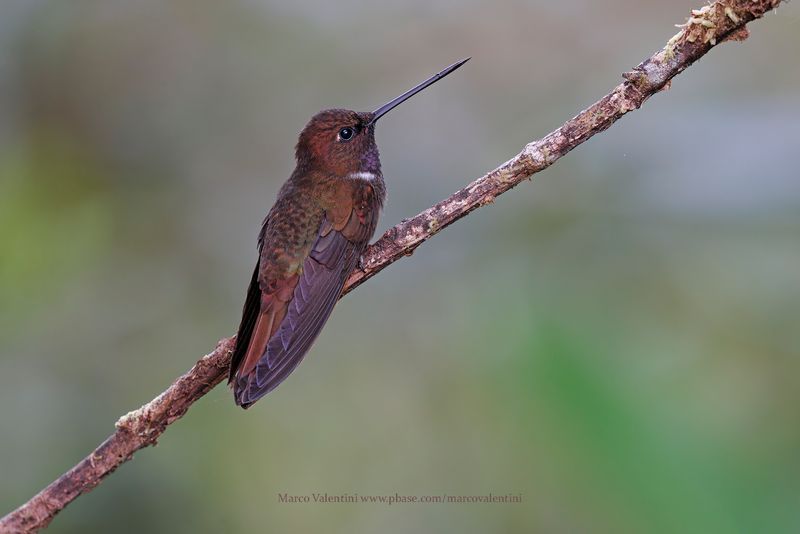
[230,184,379,408]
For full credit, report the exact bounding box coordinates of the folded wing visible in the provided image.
[230,191,378,408]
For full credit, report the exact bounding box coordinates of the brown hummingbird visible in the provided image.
[229,58,469,408]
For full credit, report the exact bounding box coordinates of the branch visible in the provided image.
[0,1,784,531]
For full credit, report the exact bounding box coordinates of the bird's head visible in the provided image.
[294,58,470,178]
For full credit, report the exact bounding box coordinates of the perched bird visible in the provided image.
[229,59,469,408]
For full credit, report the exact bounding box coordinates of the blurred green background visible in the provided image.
[1,1,799,532]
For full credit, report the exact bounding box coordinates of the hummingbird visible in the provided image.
[229,58,469,408]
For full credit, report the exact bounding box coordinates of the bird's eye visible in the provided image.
[337,127,354,141]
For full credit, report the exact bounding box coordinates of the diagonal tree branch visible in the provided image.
[0,1,784,531]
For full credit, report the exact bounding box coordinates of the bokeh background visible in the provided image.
[1,1,799,532]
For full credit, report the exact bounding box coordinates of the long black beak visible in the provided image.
[369,57,470,125]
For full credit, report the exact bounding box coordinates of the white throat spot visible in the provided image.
[348,171,378,182]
